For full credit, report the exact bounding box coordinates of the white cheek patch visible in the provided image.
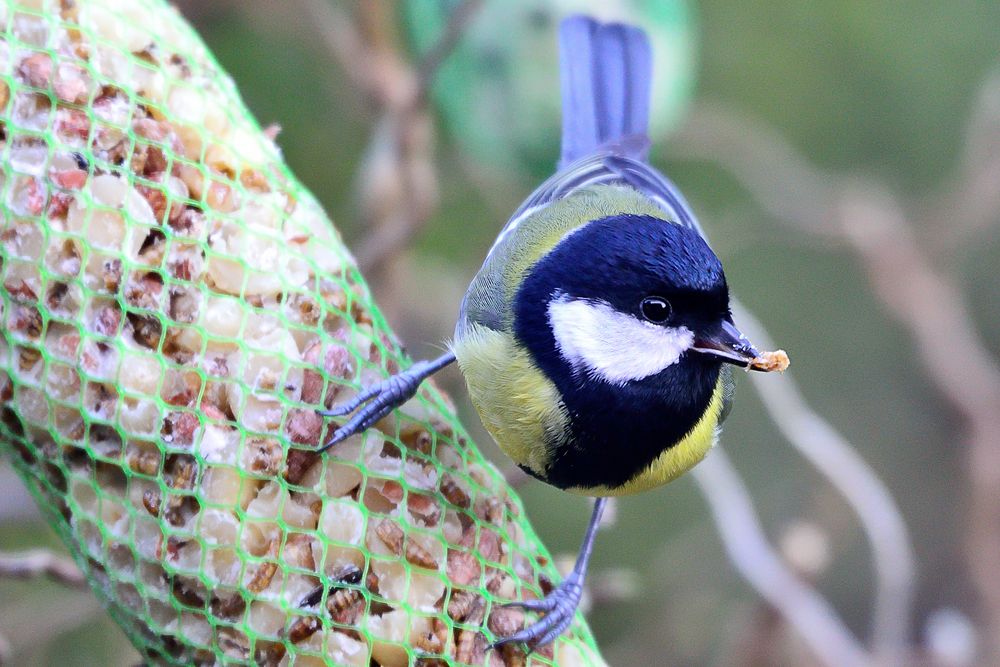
[547,295,694,386]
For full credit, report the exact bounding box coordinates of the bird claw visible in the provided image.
[491,574,584,650]
[316,382,381,418]
[316,362,431,453]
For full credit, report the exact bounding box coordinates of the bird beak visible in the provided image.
[692,319,762,370]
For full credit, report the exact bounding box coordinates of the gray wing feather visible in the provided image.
[495,151,705,253]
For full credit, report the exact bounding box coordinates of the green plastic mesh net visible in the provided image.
[0,1,605,664]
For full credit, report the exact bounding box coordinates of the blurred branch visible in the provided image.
[300,0,411,111]
[414,0,484,106]
[837,187,1000,661]
[734,302,915,666]
[670,103,843,239]
[673,82,1000,252]
[352,113,438,275]
[301,0,482,282]
[0,549,86,587]
[930,69,1000,246]
[675,93,1000,661]
[300,0,384,107]
[693,452,871,667]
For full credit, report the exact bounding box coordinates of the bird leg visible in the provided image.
[316,351,457,452]
[492,497,608,649]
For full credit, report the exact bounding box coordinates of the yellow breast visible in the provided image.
[453,322,569,478]
[454,321,724,497]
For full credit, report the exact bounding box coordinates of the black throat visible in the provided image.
[511,213,731,490]
[514,294,721,492]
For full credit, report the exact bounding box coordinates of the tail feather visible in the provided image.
[558,15,652,168]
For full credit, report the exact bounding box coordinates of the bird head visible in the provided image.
[514,213,760,392]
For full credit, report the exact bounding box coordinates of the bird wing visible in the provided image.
[492,151,707,256]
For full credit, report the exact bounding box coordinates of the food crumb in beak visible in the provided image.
[749,349,790,373]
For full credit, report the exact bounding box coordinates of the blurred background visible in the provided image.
[3,0,1000,665]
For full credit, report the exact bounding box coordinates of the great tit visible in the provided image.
[319,14,787,648]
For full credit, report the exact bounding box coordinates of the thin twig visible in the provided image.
[676,106,918,664]
[693,451,871,667]
[303,0,481,279]
[298,0,387,108]
[0,549,86,588]
[355,0,482,274]
[733,301,915,666]
[352,113,437,275]
[837,186,1000,660]
[675,97,1000,662]
[929,69,1000,246]
[413,0,484,107]
[670,103,842,238]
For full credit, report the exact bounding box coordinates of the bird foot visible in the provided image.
[316,360,433,452]
[491,572,584,649]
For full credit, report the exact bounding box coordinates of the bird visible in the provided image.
[317,14,787,649]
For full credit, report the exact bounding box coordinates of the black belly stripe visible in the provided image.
[540,363,720,490]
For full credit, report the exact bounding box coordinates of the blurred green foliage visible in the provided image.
[3,0,1000,664]
[404,0,695,176]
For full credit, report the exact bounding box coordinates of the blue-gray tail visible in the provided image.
[558,15,652,168]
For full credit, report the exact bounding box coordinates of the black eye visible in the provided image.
[640,297,672,323]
